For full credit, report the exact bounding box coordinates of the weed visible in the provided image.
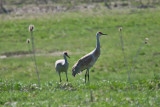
[29,25,40,87]
[118,27,130,83]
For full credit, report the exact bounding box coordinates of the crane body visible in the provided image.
[55,52,70,82]
[72,32,107,83]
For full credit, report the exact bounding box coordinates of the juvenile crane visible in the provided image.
[55,52,70,82]
[72,32,107,83]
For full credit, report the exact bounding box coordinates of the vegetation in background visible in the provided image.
[0,1,160,106]
[29,25,41,87]
[1,0,160,14]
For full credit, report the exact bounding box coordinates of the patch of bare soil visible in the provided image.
[153,52,160,56]
[10,4,100,15]
[0,51,84,59]
[1,51,30,57]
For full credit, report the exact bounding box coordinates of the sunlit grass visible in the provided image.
[0,7,160,106]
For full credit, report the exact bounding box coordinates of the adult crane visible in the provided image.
[72,32,107,83]
[55,52,70,82]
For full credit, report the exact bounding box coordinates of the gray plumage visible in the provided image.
[55,52,70,82]
[72,32,107,83]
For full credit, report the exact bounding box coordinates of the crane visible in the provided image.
[55,52,70,82]
[72,32,107,83]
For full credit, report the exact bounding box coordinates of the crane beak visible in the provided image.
[66,54,70,58]
[102,33,107,35]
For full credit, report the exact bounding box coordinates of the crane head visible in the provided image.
[97,32,107,36]
[72,65,77,77]
[72,63,80,77]
[63,51,70,58]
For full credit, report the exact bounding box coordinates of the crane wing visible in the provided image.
[77,54,93,71]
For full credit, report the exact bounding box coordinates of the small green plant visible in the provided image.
[130,38,149,74]
[119,27,149,85]
[29,25,40,87]
[118,27,130,83]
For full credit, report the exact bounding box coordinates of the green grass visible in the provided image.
[0,79,159,106]
[0,6,160,106]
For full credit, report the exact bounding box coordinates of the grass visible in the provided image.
[0,79,159,106]
[0,5,160,106]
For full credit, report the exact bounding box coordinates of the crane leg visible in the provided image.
[85,70,88,83]
[87,69,89,82]
[65,72,68,82]
[58,72,61,82]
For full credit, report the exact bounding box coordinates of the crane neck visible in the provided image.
[96,34,100,50]
[63,55,68,63]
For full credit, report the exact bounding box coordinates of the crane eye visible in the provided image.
[64,52,68,55]
[99,32,103,34]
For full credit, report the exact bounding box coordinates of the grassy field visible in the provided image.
[0,5,160,106]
